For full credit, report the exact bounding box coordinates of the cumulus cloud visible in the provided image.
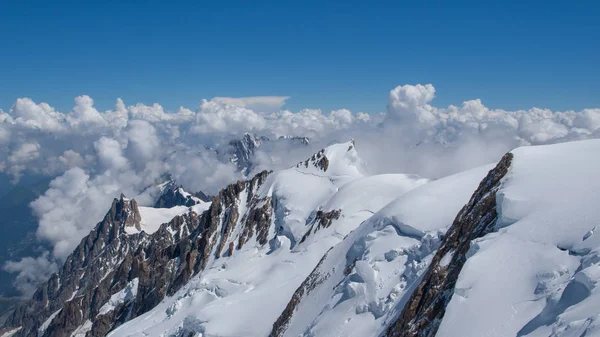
[212,96,290,113]
[3,251,58,298]
[2,84,600,297]
[10,98,65,132]
[6,142,41,181]
[387,83,437,125]
[192,99,268,134]
[8,142,41,163]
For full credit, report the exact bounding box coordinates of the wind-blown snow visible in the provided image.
[437,139,600,337]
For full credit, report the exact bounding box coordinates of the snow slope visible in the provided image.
[12,138,600,337]
[436,139,600,337]
[125,199,211,235]
[108,141,429,337]
[273,164,494,337]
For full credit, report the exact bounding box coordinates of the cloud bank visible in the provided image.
[211,96,290,113]
[1,84,599,297]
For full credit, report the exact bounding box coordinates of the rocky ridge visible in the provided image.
[383,152,513,337]
[2,170,274,337]
[153,181,210,208]
[228,133,310,174]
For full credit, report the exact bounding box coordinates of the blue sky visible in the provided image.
[0,0,598,114]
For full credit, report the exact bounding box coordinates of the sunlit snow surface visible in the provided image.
[437,139,600,337]
[279,164,494,337]
[109,142,429,337]
[128,202,211,235]
[109,139,600,337]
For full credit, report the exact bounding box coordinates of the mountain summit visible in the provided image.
[3,140,600,337]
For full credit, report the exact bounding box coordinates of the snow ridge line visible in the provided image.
[384,152,513,337]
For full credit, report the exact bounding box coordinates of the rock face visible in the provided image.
[297,148,329,172]
[278,135,310,146]
[228,133,264,174]
[3,170,273,337]
[296,140,357,173]
[299,209,342,243]
[154,182,210,208]
[269,250,333,337]
[383,152,513,337]
[228,133,311,174]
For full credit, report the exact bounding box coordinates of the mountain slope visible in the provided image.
[385,139,600,337]
[1,141,428,337]
[6,139,600,337]
[436,140,600,337]
[153,180,210,208]
[0,171,271,337]
[225,133,310,174]
[269,164,494,337]
[107,142,428,337]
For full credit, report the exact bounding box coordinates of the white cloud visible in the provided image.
[192,99,267,134]
[8,142,41,164]
[67,95,107,128]
[10,98,65,132]
[387,83,437,125]
[58,150,86,168]
[212,96,290,113]
[94,137,129,171]
[3,251,58,298]
[6,142,41,181]
[2,85,600,297]
[128,102,194,124]
[125,120,161,170]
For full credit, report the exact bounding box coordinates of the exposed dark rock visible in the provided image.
[269,249,333,337]
[384,152,513,337]
[296,149,329,172]
[278,135,310,146]
[228,133,263,174]
[3,170,274,337]
[154,182,210,208]
[228,133,310,175]
[192,190,211,203]
[299,209,342,244]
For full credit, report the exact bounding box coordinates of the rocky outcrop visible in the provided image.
[299,209,342,243]
[269,249,333,337]
[278,135,310,146]
[228,133,265,174]
[297,149,329,172]
[154,182,210,208]
[384,152,513,337]
[229,133,310,174]
[5,195,145,337]
[2,170,275,337]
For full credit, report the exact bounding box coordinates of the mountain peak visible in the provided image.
[296,140,365,177]
[154,181,209,208]
[109,194,142,232]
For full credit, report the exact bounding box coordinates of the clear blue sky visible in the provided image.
[0,0,598,113]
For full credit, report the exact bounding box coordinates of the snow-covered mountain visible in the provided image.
[153,180,210,208]
[221,133,310,174]
[3,139,600,337]
[108,141,428,337]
